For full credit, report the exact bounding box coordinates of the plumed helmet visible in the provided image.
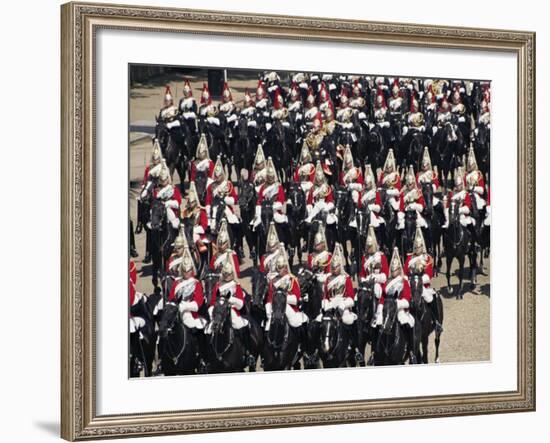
[275,244,290,273]
[330,242,345,274]
[164,85,173,104]
[313,111,323,130]
[173,226,188,249]
[319,82,329,102]
[466,147,478,173]
[324,100,335,121]
[364,164,376,188]
[454,167,465,190]
[375,87,387,109]
[265,157,277,183]
[179,247,197,276]
[187,181,200,207]
[200,83,211,105]
[421,146,432,171]
[343,144,354,170]
[254,144,266,170]
[383,149,396,173]
[196,133,209,160]
[339,85,349,106]
[365,225,379,254]
[265,71,279,82]
[314,161,326,185]
[405,165,416,187]
[182,79,193,98]
[413,226,427,255]
[213,156,225,181]
[410,91,419,112]
[439,96,450,112]
[222,82,232,102]
[299,141,312,164]
[151,139,163,163]
[266,222,280,251]
[390,247,404,277]
[159,159,171,185]
[290,81,300,101]
[352,79,362,97]
[244,88,255,107]
[306,87,316,108]
[216,219,231,250]
[314,224,327,249]
[221,253,236,280]
[256,79,266,101]
[391,78,400,97]
[273,88,284,110]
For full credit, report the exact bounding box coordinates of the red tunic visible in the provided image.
[359,253,389,279]
[266,275,301,312]
[153,186,182,217]
[323,274,354,300]
[205,181,238,207]
[210,281,245,316]
[168,278,204,318]
[256,183,286,207]
[190,159,214,181]
[338,168,364,187]
[379,277,411,306]
[404,254,434,288]
[399,189,425,212]
[307,252,332,273]
[306,185,334,205]
[378,172,402,190]
[446,191,472,209]
[129,260,137,307]
[416,171,440,189]
[210,251,241,278]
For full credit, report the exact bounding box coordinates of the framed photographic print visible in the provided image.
[61,1,536,440]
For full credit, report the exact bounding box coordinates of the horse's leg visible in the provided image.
[458,254,465,300]
[435,330,441,364]
[446,253,453,296]
[422,334,429,364]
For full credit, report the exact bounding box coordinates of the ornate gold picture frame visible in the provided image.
[61,1,535,440]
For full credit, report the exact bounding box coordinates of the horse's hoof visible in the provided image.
[447,286,453,295]
[435,358,441,364]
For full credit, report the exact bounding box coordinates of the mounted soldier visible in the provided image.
[205,156,241,254]
[167,248,206,330]
[293,141,315,194]
[252,157,289,245]
[305,161,337,228]
[206,253,255,367]
[422,83,438,132]
[321,243,363,363]
[404,227,443,332]
[209,219,241,278]
[255,79,270,132]
[287,81,305,147]
[339,144,364,207]
[219,82,239,152]
[397,165,427,231]
[379,148,402,211]
[181,182,208,262]
[374,247,417,364]
[388,78,405,143]
[251,143,267,192]
[304,86,319,129]
[260,222,283,282]
[153,160,182,233]
[178,79,198,134]
[265,245,308,332]
[166,226,188,280]
[465,147,487,213]
[403,90,425,137]
[442,167,474,229]
[359,164,385,231]
[307,224,332,283]
[359,226,389,301]
[190,133,214,202]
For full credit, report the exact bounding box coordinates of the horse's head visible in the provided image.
[211,295,231,335]
[320,308,340,354]
[271,289,287,324]
[158,302,180,338]
[260,200,274,230]
[409,273,424,311]
[238,182,256,209]
[202,272,220,306]
[421,181,434,215]
[405,209,418,240]
[287,183,306,217]
[296,266,314,295]
[150,199,167,231]
[251,271,268,309]
[381,297,397,335]
[357,279,376,321]
[268,288,289,349]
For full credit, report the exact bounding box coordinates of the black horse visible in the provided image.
[364,124,389,174]
[286,183,307,266]
[157,302,199,375]
[155,123,187,189]
[263,288,301,371]
[409,273,443,364]
[149,199,176,290]
[237,179,257,261]
[250,269,268,326]
[267,119,292,184]
[435,122,464,191]
[333,187,355,272]
[355,279,379,366]
[420,181,444,273]
[318,308,350,368]
[379,189,399,257]
[474,122,491,179]
[374,298,409,366]
[401,209,418,257]
[206,296,247,373]
[296,266,323,369]
[443,199,472,299]
[129,294,157,378]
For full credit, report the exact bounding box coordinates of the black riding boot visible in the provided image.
[239,327,256,368]
[345,324,364,365]
[428,298,444,332]
[233,225,245,262]
[143,230,152,263]
[406,324,417,364]
[193,329,209,373]
[130,220,138,258]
